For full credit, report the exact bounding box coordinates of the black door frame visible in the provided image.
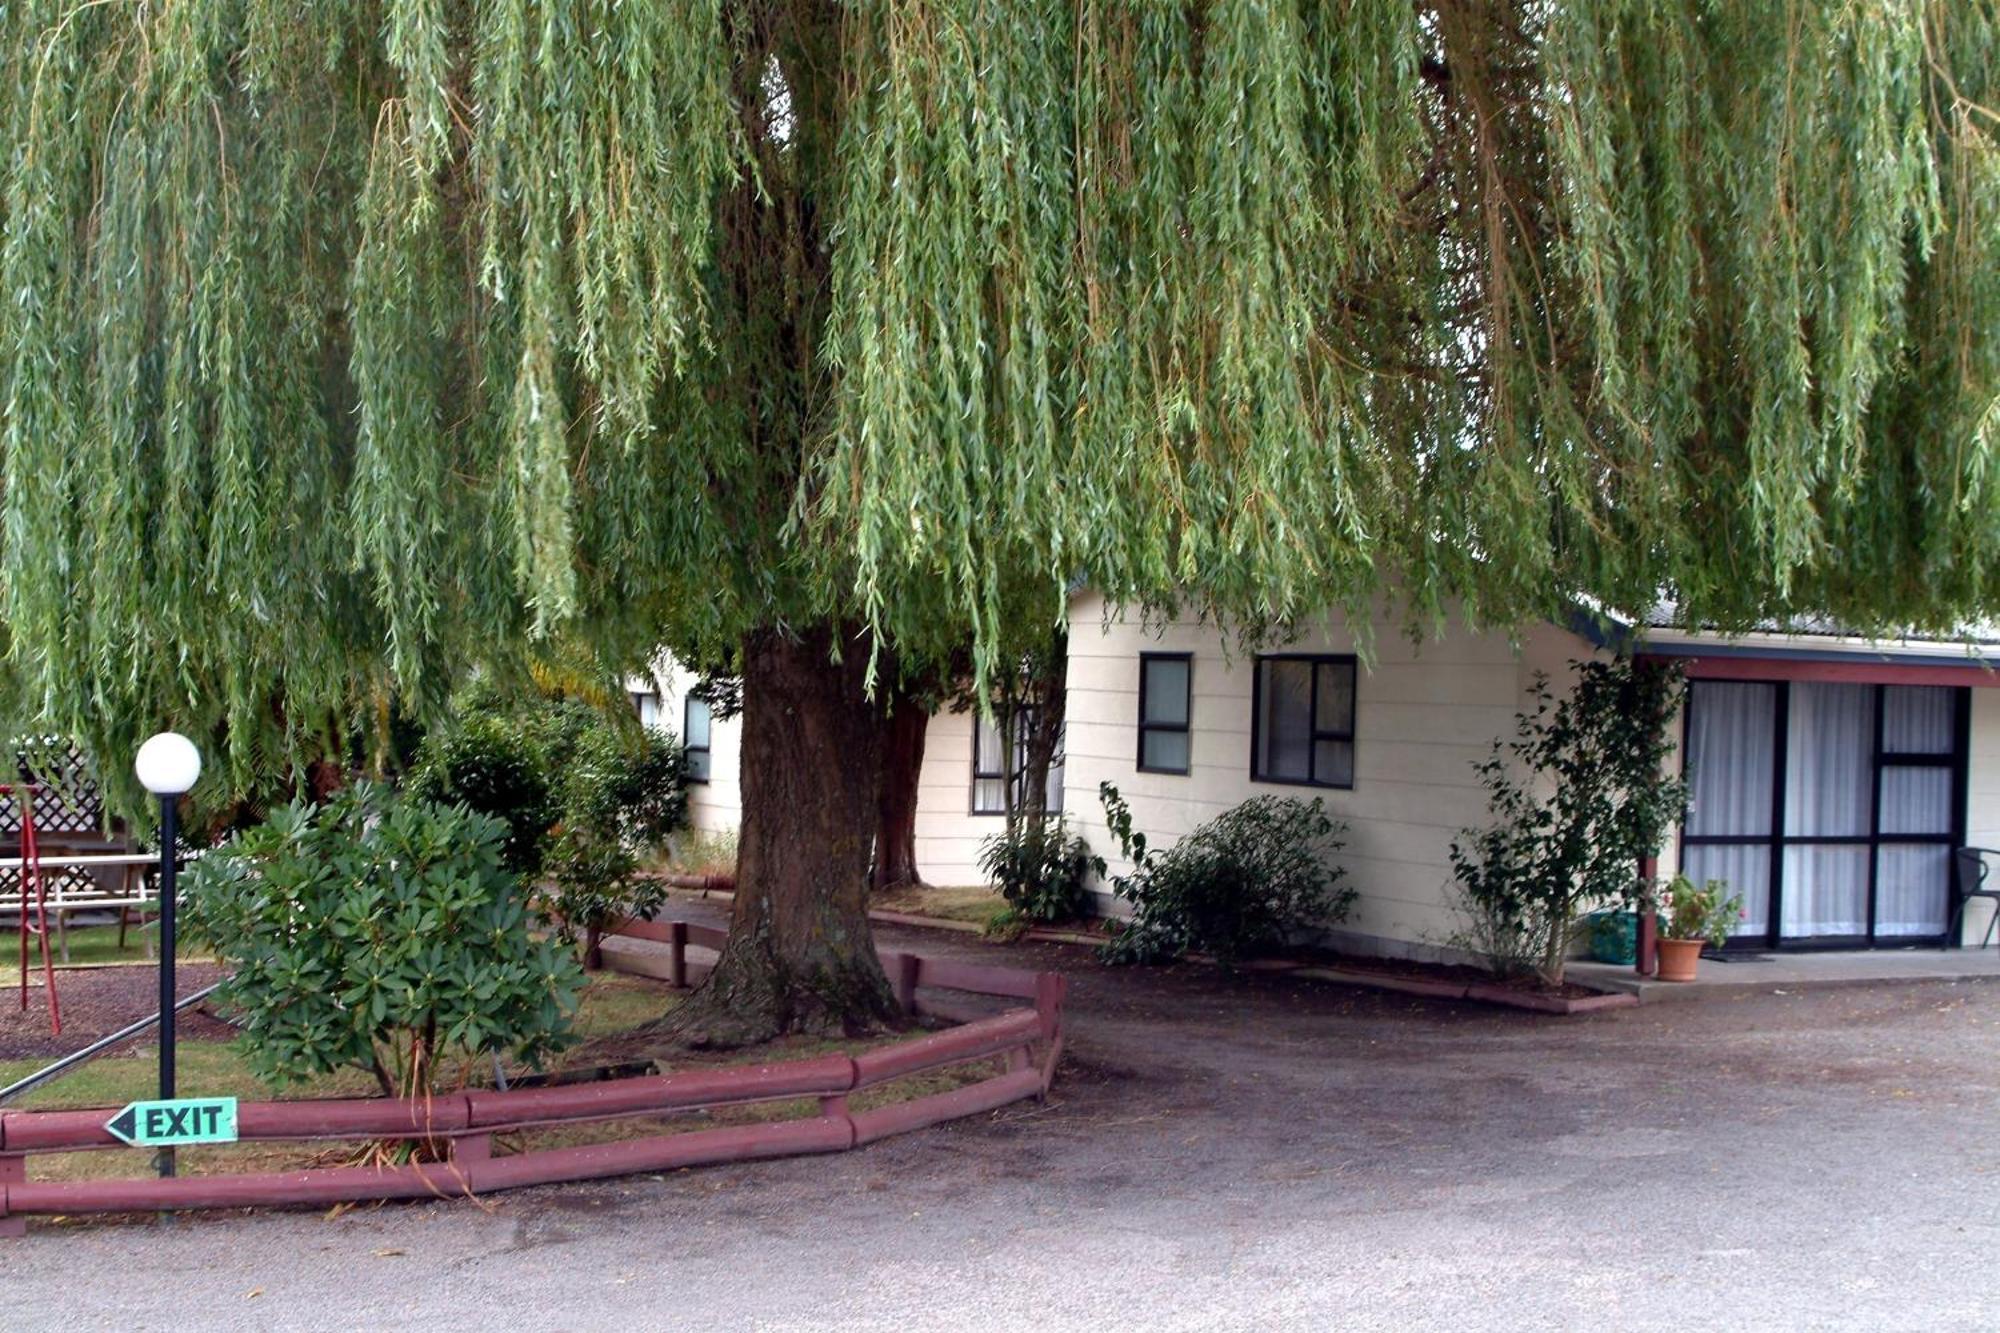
[1678,679,1970,950]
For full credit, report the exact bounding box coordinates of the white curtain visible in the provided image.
[1686,683,1775,837]
[1876,844,1951,937]
[1780,685,1874,936]
[1683,843,1773,937]
[1781,846,1871,937]
[1684,683,1777,935]
[1785,683,1874,837]
[1882,685,1954,755]
[1879,766,1951,835]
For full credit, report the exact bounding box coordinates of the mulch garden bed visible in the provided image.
[0,962,234,1061]
[1285,949,1608,1000]
[1221,949,1636,1015]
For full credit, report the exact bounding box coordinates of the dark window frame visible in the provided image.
[1249,653,1358,790]
[630,688,661,729]
[1136,652,1194,775]
[970,706,1065,817]
[684,693,713,785]
[1678,679,1970,950]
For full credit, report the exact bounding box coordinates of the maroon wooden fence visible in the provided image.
[0,920,1064,1236]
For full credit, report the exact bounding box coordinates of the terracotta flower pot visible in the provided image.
[1655,937,1705,983]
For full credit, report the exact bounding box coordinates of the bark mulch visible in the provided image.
[0,961,234,1061]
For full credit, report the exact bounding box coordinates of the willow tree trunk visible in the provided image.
[869,700,929,893]
[667,623,901,1046]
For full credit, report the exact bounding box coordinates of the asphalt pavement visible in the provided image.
[4,928,1996,1331]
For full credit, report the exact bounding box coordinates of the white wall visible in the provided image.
[1965,688,2000,945]
[1061,592,1588,956]
[912,706,1006,886]
[632,661,741,837]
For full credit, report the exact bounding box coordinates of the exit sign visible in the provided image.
[105,1097,239,1147]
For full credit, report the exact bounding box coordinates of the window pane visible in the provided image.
[1685,682,1776,837]
[1256,660,1312,780]
[1142,729,1190,773]
[684,696,712,749]
[1779,845,1871,938]
[1314,661,1355,734]
[1681,844,1772,939]
[1784,684,1874,837]
[633,692,662,731]
[973,715,1004,777]
[1878,766,1952,835]
[686,748,712,783]
[1313,738,1354,787]
[1141,658,1190,727]
[972,777,1006,814]
[1881,685,1954,755]
[1876,843,1951,937]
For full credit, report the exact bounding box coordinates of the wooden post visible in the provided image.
[1636,855,1659,976]
[668,920,688,990]
[0,1154,25,1238]
[891,953,921,1015]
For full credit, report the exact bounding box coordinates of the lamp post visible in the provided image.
[134,732,200,1180]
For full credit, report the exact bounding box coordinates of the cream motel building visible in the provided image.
[634,592,2000,958]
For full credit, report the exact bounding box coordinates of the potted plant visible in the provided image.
[1655,875,1744,982]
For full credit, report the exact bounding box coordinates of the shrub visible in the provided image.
[410,689,690,964]
[183,784,584,1098]
[406,713,554,875]
[542,721,674,965]
[977,816,1103,924]
[1449,658,1689,984]
[1097,784,1355,967]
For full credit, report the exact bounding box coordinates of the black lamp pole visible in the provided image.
[156,791,178,1180]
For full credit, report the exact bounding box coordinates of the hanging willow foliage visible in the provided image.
[1,1,1996,799]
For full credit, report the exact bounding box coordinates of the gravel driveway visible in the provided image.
[4,925,1996,1331]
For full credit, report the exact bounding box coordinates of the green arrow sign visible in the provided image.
[105,1097,238,1147]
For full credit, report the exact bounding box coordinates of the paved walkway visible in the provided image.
[4,922,1997,1331]
[1571,944,2000,1002]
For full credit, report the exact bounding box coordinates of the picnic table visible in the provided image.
[2,851,173,963]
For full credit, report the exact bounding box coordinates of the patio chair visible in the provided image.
[1950,847,2000,949]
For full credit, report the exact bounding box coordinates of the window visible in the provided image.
[684,694,713,783]
[1251,655,1356,788]
[1680,680,1968,947]
[1137,653,1193,774]
[631,688,663,732]
[972,708,1065,816]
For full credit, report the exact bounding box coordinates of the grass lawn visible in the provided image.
[870,883,1010,928]
[0,923,211,982]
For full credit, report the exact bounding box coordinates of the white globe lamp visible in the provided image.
[134,731,202,796]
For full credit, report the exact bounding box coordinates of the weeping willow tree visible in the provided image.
[3,2,1996,1040]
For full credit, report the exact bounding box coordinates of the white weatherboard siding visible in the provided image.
[912,708,1001,887]
[635,661,742,836]
[639,616,2000,955]
[1966,688,2000,944]
[1061,592,1592,956]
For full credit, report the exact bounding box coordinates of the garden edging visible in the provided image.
[0,920,1065,1236]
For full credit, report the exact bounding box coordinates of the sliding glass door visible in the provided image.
[1679,679,1968,948]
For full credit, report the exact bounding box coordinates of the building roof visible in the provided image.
[1574,601,2000,672]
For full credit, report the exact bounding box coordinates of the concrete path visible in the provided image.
[1570,943,2000,1001]
[3,925,1996,1331]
